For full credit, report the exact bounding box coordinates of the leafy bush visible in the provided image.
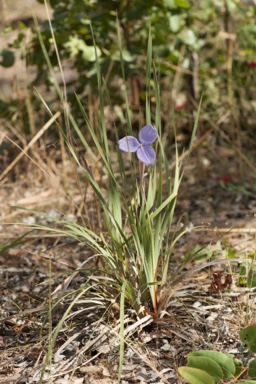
[1,0,255,143]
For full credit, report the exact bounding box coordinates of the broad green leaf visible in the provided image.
[189,351,235,378]
[188,356,223,383]
[169,15,185,33]
[178,366,215,384]
[182,244,213,263]
[249,359,256,378]
[163,0,176,8]
[175,0,190,8]
[0,49,15,67]
[180,29,197,46]
[82,45,101,62]
[225,247,237,258]
[234,358,243,377]
[240,326,256,352]
[122,50,134,62]
[226,0,238,12]
[64,36,101,62]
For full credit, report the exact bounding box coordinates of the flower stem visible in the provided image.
[139,162,145,192]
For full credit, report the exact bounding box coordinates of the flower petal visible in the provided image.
[138,125,157,145]
[118,136,140,152]
[137,145,156,165]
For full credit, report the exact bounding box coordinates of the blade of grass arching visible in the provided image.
[33,17,62,101]
[118,282,126,384]
[147,217,159,312]
[160,97,201,273]
[162,145,181,283]
[75,95,115,179]
[67,109,99,164]
[152,63,171,199]
[159,136,172,195]
[0,111,61,182]
[161,98,202,282]
[57,118,122,230]
[43,0,67,101]
[35,12,114,182]
[13,208,103,250]
[33,87,53,117]
[109,178,122,229]
[183,93,203,169]
[0,231,33,254]
[150,192,177,220]
[130,207,157,310]
[94,75,123,230]
[116,16,139,187]
[145,26,152,124]
[146,168,157,210]
[102,76,127,177]
[116,17,132,134]
[152,62,165,220]
[36,15,111,182]
[39,285,91,383]
[144,28,159,211]
[72,96,118,181]
[152,62,161,134]
[89,23,110,162]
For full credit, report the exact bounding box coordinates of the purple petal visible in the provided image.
[138,125,157,145]
[118,136,140,152]
[137,145,156,165]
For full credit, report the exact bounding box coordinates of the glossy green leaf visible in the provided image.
[249,359,256,378]
[188,356,223,382]
[175,0,190,8]
[189,350,235,378]
[178,366,215,384]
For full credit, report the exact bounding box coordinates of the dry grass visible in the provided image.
[1,129,256,382]
[1,3,256,382]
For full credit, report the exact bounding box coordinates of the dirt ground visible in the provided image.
[0,0,50,102]
[1,138,256,383]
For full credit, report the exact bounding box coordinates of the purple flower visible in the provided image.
[118,125,157,166]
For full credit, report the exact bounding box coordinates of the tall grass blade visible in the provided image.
[118,282,126,383]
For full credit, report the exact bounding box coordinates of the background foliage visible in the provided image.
[2,0,256,144]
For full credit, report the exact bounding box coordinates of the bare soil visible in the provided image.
[1,141,256,383]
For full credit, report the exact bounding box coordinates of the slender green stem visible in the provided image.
[139,162,145,192]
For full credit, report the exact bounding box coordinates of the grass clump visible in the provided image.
[26,21,201,321]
